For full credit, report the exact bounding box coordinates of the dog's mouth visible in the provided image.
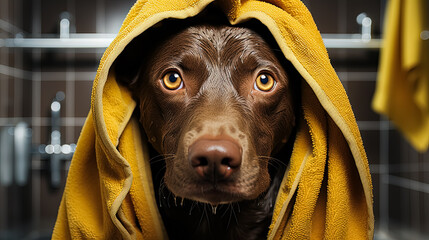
[166,177,262,205]
[184,183,244,205]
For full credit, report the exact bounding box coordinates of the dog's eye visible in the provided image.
[162,72,183,90]
[255,73,275,92]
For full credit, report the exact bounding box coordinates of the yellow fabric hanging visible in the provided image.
[53,0,374,239]
[373,0,429,152]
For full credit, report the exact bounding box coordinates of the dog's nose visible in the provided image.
[189,139,242,182]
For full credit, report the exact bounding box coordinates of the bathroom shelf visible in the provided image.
[0,34,382,49]
[322,34,382,49]
[0,33,116,49]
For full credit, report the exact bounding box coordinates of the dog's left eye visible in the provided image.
[162,72,183,90]
[255,73,275,92]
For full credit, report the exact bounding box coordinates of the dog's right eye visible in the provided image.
[255,73,275,92]
[162,72,183,90]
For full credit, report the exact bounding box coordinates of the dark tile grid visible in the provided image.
[29,0,133,236]
[0,1,34,237]
[0,0,134,238]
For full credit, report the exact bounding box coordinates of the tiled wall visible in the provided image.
[0,0,428,239]
[0,0,135,238]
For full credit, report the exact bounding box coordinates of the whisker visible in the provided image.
[189,201,197,215]
[158,179,167,208]
[257,155,287,169]
[204,204,211,230]
[231,202,239,225]
[227,204,233,229]
[197,203,206,229]
[167,189,172,208]
[221,203,231,218]
[236,202,241,214]
[153,165,166,182]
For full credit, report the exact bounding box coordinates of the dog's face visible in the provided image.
[136,25,295,205]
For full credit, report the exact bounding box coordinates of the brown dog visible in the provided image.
[116,21,297,239]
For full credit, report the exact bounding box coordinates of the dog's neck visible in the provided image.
[149,144,288,240]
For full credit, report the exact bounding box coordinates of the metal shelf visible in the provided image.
[1,34,382,49]
[322,34,382,49]
[0,14,382,49]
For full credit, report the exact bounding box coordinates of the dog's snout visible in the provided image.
[189,139,242,182]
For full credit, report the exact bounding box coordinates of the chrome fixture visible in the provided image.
[1,13,382,49]
[43,91,76,188]
[0,126,14,186]
[322,12,381,49]
[0,123,32,187]
[0,92,76,188]
[14,122,32,186]
[356,12,372,42]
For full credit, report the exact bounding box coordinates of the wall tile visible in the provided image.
[41,0,67,34]
[388,130,403,165]
[388,185,411,229]
[22,78,33,118]
[361,130,380,165]
[306,0,339,33]
[346,80,380,122]
[422,192,429,236]
[421,152,429,184]
[75,0,96,33]
[104,0,135,34]
[74,81,92,118]
[7,78,14,118]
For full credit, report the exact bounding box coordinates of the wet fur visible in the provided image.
[116,19,299,239]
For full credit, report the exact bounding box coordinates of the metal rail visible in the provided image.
[0,14,382,49]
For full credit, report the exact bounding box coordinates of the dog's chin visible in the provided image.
[186,189,242,205]
[165,178,268,205]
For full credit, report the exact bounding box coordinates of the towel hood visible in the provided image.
[53,0,374,239]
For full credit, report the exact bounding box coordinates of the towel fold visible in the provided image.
[372,0,429,152]
[53,0,374,239]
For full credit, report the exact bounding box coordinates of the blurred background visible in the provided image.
[0,0,428,239]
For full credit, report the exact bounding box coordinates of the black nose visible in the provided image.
[188,139,242,183]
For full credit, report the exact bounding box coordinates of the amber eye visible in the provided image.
[162,72,183,90]
[255,73,275,92]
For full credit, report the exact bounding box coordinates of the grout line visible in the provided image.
[0,76,7,117]
[0,0,9,230]
[0,58,9,119]
[387,175,429,194]
[0,117,87,126]
[96,0,106,34]
[0,19,25,35]
[370,163,429,174]
[357,120,393,130]
[66,0,77,142]
[337,0,347,34]
[337,72,378,82]
[36,71,96,81]
[0,66,96,81]
[14,49,23,117]
[379,116,390,231]
[31,0,42,231]
[0,64,33,80]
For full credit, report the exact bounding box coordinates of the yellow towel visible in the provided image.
[372,0,429,152]
[53,0,374,239]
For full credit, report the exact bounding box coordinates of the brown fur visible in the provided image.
[116,21,298,239]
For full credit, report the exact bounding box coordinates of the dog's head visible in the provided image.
[117,24,296,205]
